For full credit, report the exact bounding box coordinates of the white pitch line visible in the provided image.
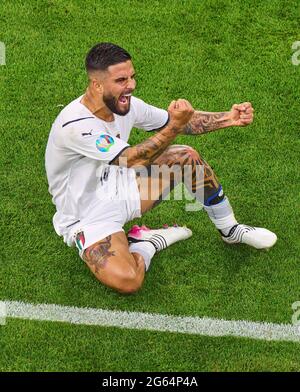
[2,300,300,343]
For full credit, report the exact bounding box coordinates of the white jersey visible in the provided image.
[45,95,168,237]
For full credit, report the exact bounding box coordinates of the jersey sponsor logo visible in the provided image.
[96,134,115,152]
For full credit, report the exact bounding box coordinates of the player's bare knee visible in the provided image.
[117,282,143,295]
[116,270,144,294]
[169,145,200,164]
[181,145,200,161]
[91,264,143,294]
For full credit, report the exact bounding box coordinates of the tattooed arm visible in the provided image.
[184,111,232,135]
[184,102,254,135]
[111,99,194,168]
[113,127,180,167]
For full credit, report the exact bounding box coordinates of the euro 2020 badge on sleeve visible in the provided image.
[96,134,115,152]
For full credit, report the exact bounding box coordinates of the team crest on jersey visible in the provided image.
[96,134,115,152]
[76,231,85,251]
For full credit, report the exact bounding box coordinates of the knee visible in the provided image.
[169,145,200,163]
[103,265,144,295]
[180,145,200,161]
[116,269,144,294]
[90,253,145,294]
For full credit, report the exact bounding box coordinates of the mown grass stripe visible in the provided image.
[3,300,300,343]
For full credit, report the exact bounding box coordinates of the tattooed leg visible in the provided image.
[83,235,115,274]
[138,144,239,236]
[139,144,223,213]
[81,231,145,294]
[135,143,277,250]
[163,145,221,204]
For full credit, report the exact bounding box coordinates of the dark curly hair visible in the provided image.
[85,42,131,73]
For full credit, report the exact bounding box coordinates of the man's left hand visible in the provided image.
[229,102,254,127]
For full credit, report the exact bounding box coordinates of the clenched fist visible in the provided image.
[229,102,254,127]
[168,99,194,132]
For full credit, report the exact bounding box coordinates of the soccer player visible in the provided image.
[45,43,277,294]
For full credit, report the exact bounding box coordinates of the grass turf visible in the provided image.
[0,0,299,371]
[1,318,300,372]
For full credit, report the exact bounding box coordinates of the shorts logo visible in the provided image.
[96,134,115,152]
[76,231,85,251]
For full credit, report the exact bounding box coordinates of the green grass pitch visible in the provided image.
[0,0,299,371]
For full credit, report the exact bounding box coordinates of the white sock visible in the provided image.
[203,196,238,235]
[129,241,156,271]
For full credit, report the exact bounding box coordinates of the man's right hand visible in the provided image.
[168,99,195,133]
[111,99,194,168]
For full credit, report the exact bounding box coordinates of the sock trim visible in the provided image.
[204,185,224,206]
[220,224,239,238]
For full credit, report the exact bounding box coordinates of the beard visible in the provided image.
[103,93,131,116]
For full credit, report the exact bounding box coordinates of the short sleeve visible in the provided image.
[132,97,169,131]
[65,124,130,163]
